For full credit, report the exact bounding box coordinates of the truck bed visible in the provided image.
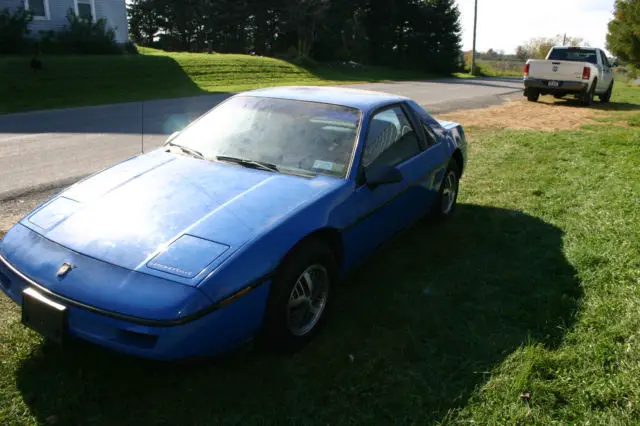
[527,59,586,82]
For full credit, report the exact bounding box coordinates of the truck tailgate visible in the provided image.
[529,60,585,81]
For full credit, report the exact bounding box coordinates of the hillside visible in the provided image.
[0,48,432,114]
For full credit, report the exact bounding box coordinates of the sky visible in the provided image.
[456,0,616,55]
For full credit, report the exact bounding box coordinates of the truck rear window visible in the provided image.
[548,48,598,64]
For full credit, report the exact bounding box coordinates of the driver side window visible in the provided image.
[362,106,420,169]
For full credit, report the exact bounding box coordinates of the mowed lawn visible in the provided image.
[0,47,430,114]
[0,87,638,425]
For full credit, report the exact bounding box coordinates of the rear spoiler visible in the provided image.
[436,119,460,130]
[436,119,466,146]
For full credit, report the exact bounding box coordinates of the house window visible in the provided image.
[24,0,49,20]
[75,0,95,21]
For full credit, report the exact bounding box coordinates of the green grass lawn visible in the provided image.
[459,59,525,78]
[0,48,432,114]
[477,60,524,77]
[0,87,638,425]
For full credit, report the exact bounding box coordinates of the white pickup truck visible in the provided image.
[524,46,615,106]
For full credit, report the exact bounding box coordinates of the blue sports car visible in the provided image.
[0,87,467,359]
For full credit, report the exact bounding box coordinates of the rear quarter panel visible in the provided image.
[406,100,467,172]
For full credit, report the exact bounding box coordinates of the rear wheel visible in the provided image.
[261,240,336,351]
[527,89,540,102]
[599,82,613,103]
[432,159,461,218]
[581,80,596,106]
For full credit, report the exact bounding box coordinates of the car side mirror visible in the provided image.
[166,131,180,143]
[365,164,402,189]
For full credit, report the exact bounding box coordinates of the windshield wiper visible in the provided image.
[166,142,206,160]
[216,156,279,173]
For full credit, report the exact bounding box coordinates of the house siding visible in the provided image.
[95,0,128,43]
[0,0,128,43]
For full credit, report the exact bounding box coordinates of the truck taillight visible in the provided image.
[582,67,591,80]
[524,63,530,77]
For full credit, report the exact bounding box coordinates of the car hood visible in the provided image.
[21,150,342,285]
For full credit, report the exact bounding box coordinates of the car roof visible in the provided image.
[239,86,409,111]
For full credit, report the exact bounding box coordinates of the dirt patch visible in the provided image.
[438,96,608,131]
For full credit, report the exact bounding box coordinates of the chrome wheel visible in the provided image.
[287,264,329,336]
[441,170,458,215]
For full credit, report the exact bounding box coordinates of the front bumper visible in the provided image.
[0,231,271,360]
[524,78,588,93]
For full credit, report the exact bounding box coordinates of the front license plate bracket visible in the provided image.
[22,287,67,344]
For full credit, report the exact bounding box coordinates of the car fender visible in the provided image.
[196,183,353,303]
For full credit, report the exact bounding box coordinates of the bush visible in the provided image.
[154,33,186,52]
[47,10,121,54]
[37,29,63,54]
[290,55,319,69]
[0,7,33,54]
[122,41,139,55]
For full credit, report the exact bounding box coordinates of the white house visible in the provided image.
[1,0,129,43]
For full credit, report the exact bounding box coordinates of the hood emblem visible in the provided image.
[57,263,73,277]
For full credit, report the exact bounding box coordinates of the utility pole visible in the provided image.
[563,33,567,46]
[470,0,478,75]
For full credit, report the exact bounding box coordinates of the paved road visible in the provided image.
[0,78,523,200]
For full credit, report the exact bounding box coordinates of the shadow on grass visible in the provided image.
[15,204,582,424]
[0,54,208,115]
[550,98,640,111]
[0,54,234,136]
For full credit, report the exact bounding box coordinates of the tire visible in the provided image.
[581,80,596,106]
[599,82,613,103]
[527,89,540,102]
[261,240,337,352]
[432,159,461,218]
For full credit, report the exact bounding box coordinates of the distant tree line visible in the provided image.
[515,35,588,61]
[127,0,462,73]
[465,48,521,62]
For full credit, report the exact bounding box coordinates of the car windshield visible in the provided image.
[548,48,598,64]
[169,96,361,178]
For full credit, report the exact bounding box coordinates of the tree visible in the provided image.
[515,45,529,62]
[125,0,463,72]
[515,34,588,60]
[607,0,640,65]
[127,0,162,45]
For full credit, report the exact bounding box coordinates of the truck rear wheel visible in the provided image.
[581,80,596,106]
[599,82,613,103]
[527,90,540,102]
